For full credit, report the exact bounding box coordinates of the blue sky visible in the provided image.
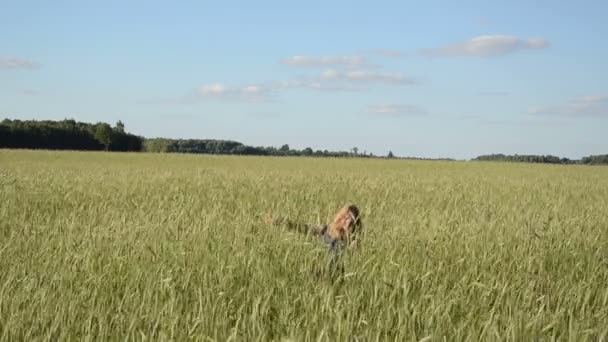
[1,0,607,159]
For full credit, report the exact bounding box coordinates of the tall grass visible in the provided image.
[1,150,607,341]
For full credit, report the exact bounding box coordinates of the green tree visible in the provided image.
[115,120,125,133]
[388,151,394,158]
[95,123,113,150]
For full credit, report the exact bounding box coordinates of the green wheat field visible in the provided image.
[1,150,607,341]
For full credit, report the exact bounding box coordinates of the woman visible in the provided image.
[265,204,363,279]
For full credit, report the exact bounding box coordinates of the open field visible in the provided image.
[1,150,607,341]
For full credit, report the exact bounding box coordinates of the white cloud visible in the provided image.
[193,68,414,102]
[320,69,415,85]
[241,85,262,94]
[526,37,549,49]
[239,85,270,101]
[361,49,403,57]
[276,80,363,92]
[368,104,428,117]
[529,95,608,117]
[199,83,227,95]
[197,83,270,102]
[275,68,415,92]
[281,55,368,68]
[191,61,416,103]
[188,52,416,102]
[0,57,38,69]
[419,35,550,58]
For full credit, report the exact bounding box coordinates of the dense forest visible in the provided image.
[1,118,606,164]
[0,119,142,151]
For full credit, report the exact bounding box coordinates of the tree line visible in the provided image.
[144,138,363,158]
[1,118,606,164]
[0,119,379,158]
[473,153,608,165]
[0,119,142,151]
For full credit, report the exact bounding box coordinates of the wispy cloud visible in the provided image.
[281,55,369,68]
[529,95,608,117]
[193,67,414,101]
[0,57,39,69]
[15,88,43,96]
[199,83,227,96]
[276,80,364,92]
[473,18,491,26]
[197,83,271,102]
[184,51,417,103]
[419,35,549,58]
[320,69,415,85]
[477,90,509,96]
[360,49,404,57]
[368,104,428,117]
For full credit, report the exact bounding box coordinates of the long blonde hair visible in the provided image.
[327,204,362,241]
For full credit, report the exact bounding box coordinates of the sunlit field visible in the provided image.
[1,150,607,341]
